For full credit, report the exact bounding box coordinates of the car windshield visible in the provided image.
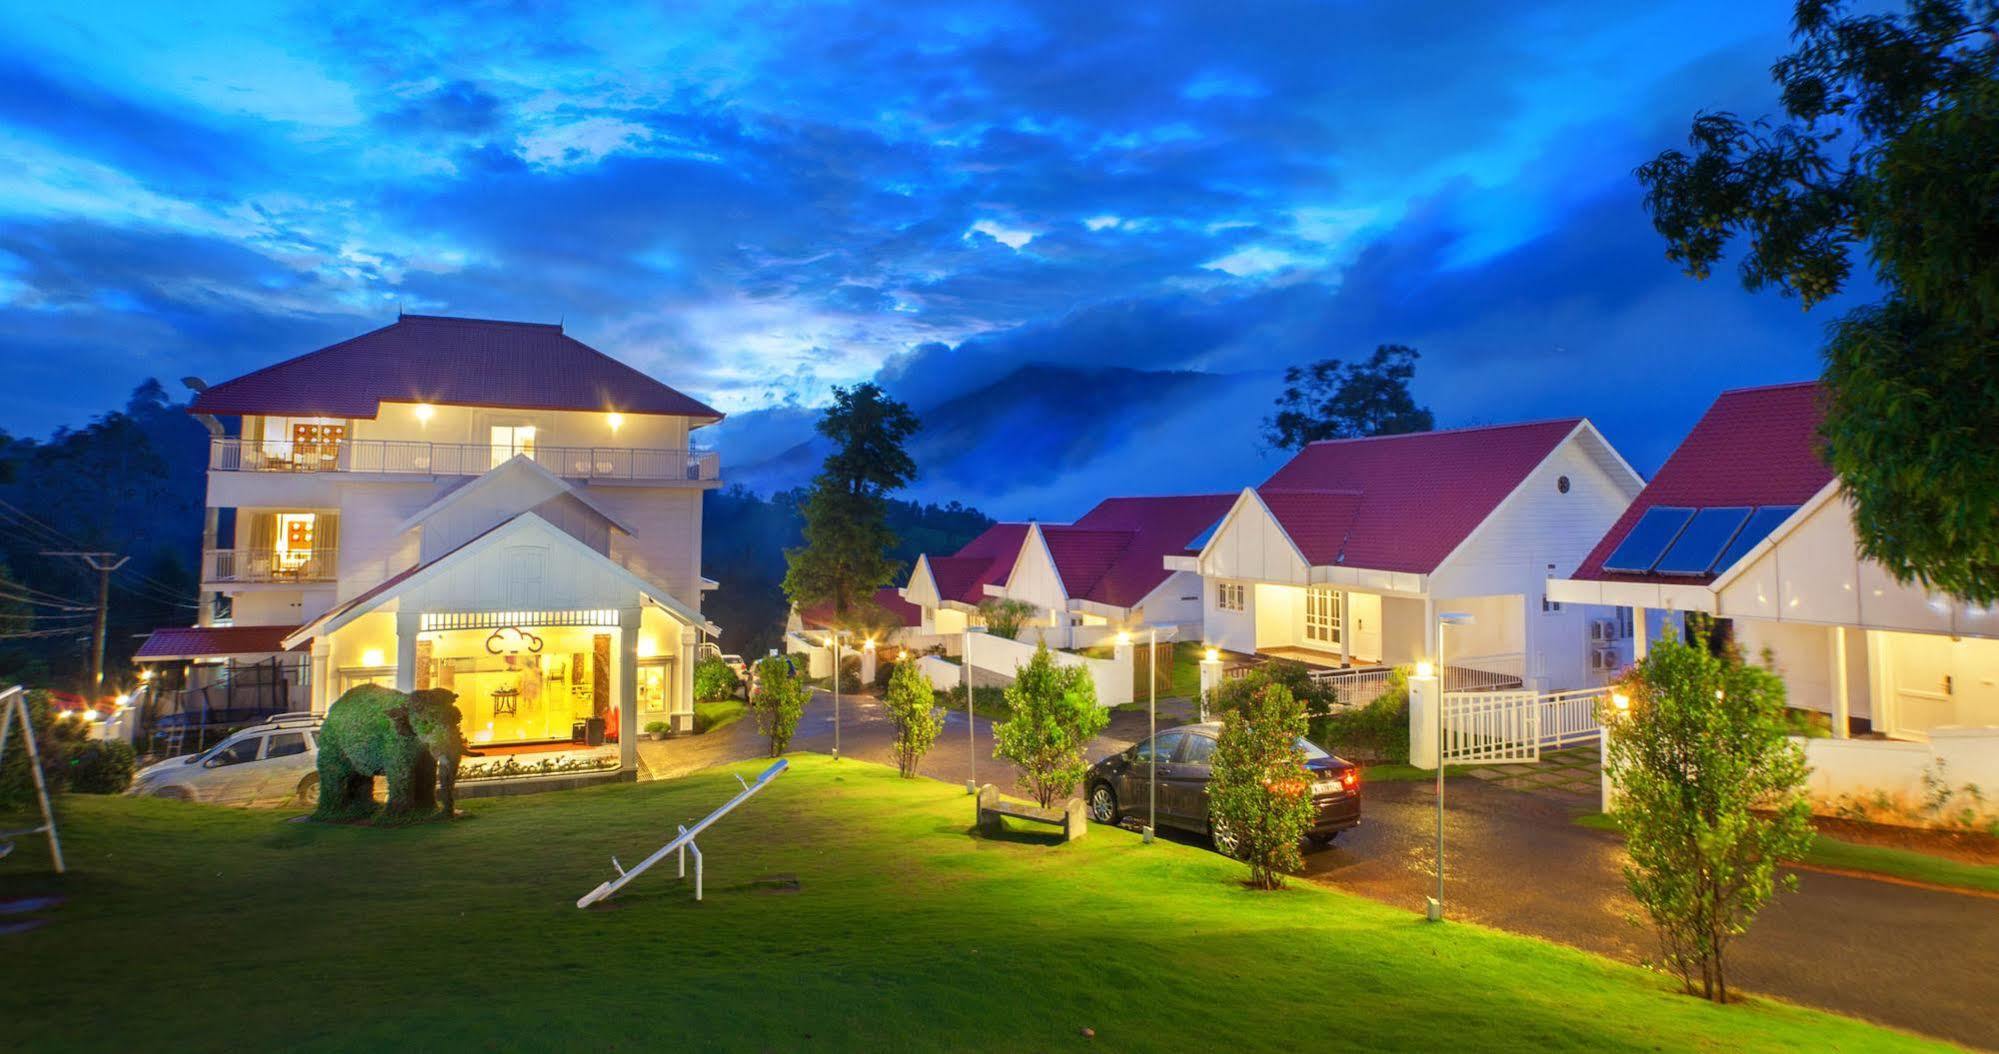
[199,735,258,766]
[1298,738,1330,760]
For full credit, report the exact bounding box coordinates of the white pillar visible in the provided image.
[1198,654,1222,718]
[618,607,641,773]
[1339,591,1351,668]
[1409,668,1440,769]
[1599,724,1614,813]
[1423,597,1438,681]
[860,646,877,687]
[677,628,696,734]
[310,639,332,713]
[393,611,419,692]
[1631,607,1649,661]
[1830,625,1852,739]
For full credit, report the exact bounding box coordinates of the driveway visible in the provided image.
[635,690,1999,1050]
[1302,777,1999,1051]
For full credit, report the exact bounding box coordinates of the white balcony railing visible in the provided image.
[209,438,720,482]
[203,547,337,583]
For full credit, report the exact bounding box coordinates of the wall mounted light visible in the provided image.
[414,403,434,424]
[607,412,625,432]
[361,648,386,668]
[1414,660,1436,679]
[1204,647,1219,664]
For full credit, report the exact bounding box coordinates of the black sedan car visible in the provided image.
[1085,721,1360,853]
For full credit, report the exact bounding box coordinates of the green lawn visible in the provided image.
[693,698,747,734]
[0,758,1951,1052]
[1576,812,1999,895]
[1362,762,1480,782]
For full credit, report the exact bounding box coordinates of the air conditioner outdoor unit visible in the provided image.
[1591,646,1620,672]
[1590,618,1618,642]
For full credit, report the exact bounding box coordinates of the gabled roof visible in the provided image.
[1255,420,1584,573]
[797,587,921,632]
[925,522,1031,605]
[394,455,635,535]
[135,624,304,661]
[1059,494,1236,608]
[1574,382,1832,585]
[189,315,723,423]
[283,512,712,649]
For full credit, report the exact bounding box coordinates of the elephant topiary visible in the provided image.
[312,684,466,822]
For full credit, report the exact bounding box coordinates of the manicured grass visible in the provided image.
[1363,762,1479,782]
[694,699,747,734]
[1576,812,1999,895]
[0,759,1950,1052]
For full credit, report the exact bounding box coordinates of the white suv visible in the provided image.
[129,713,322,807]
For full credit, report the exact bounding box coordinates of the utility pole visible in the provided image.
[44,551,129,700]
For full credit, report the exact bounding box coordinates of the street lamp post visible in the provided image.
[830,633,841,761]
[963,628,976,794]
[1430,611,1474,923]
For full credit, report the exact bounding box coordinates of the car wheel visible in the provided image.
[1210,814,1245,859]
[150,785,193,802]
[1306,831,1339,847]
[1088,782,1119,824]
[295,774,319,807]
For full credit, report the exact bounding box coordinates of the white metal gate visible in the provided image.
[1441,686,1608,764]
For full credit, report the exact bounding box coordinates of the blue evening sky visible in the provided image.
[0,1,1871,513]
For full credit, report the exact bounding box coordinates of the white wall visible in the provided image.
[998,526,1068,616]
[1204,578,1256,653]
[1379,596,1428,667]
[336,482,436,599]
[1133,569,1206,629]
[232,588,333,626]
[344,402,694,455]
[595,487,704,611]
[1799,730,1999,808]
[1198,493,1310,585]
[1430,430,1638,599]
[1253,583,1303,651]
[963,632,1132,706]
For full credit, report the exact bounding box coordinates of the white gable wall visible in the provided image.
[1198,492,1309,585]
[999,525,1069,621]
[595,486,704,611]
[335,481,436,601]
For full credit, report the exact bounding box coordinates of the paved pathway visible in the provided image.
[636,690,1999,1050]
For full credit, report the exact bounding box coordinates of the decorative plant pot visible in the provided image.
[648,730,669,741]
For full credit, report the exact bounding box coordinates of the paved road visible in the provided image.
[640,690,1999,1050]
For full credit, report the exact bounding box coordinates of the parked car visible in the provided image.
[128,713,322,807]
[721,653,749,682]
[1085,721,1360,852]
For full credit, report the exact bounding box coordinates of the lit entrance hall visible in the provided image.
[1226,582,1531,688]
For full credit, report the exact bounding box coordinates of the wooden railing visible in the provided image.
[202,547,336,583]
[209,438,719,482]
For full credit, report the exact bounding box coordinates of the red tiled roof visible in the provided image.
[799,587,920,631]
[135,624,304,660]
[924,522,1030,604]
[1255,420,1582,573]
[1063,494,1236,608]
[1040,527,1137,601]
[1574,382,1831,584]
[188,315,724,422]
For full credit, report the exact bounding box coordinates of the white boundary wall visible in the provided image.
[964,632,1132,706]
[1798,727,1999,803]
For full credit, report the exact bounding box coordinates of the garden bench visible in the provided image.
[974,784,1087,842]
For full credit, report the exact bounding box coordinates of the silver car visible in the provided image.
[128,714,322,807]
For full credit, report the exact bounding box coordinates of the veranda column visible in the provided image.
[618,607,641,773]
[309,639,332,713]
[1829,625,1851,739]
[1408,665,1440,769]
[1631,607,1649,662]
[678,627,696,735]
[393,611,419,692]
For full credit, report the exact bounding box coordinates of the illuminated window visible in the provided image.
[1305,587,1342,645]
[1216,582,1246,611]
[490,424,538,468]
[275,513,317,572]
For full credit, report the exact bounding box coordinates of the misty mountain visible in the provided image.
[726,364,1288,520]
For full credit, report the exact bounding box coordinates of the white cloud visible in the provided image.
[965,219,1035,249]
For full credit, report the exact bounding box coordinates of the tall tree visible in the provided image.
[1263,344,1434,451]
[781,383,921,624]
[1637,0,1999,603]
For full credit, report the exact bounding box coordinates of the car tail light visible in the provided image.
[1342,770,1359,790]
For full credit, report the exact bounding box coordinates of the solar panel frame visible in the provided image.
[1712,504,1802,574]
[1601,506,1696,574]
[1653,506,1753,576]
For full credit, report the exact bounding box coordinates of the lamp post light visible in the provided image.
[963,627,977,794]
[1429,611,1474,924]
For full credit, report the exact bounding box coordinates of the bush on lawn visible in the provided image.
[65,739,136,794]
[1309,667,1410,764]
[1606,636,1813,1003]
[939,683,1008,719]
[837,653,863,694]
[882,660,943,777]
[750,656,808,757]
[976,597,1036,641]
[992,642,1107,807]
[694,657,741,702]
[1208,679,1315,889]
[1206,659,1333,720]
[872,653,902,692]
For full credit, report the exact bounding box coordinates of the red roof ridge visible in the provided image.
[399,313,562,331]
[1716,379,1820,397]
[1303,416,1583,450]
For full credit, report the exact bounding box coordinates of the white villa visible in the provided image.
[1549,382,1999,806]
[134,314,723,776]
[1183,419,1644,692]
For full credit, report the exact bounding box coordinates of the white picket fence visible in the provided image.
[1441,686,1608,764]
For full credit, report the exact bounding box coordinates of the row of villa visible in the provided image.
[805,381,1998,810]
[129,313,1997,807]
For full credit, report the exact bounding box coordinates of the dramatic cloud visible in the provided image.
[0,0,1857,511]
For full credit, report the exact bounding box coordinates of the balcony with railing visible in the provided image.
[203,547,337,584]
[209,438,720,482]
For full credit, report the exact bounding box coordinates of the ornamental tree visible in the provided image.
[1262,344,1435,451]
[1637,0,1999,602]
[1605,637,1814,1002]
[782,383,921,621]
[750,656,807,758]
[694,656,741,702]
[992,642,1107,807]
[1208,678,1315,890]
[882,658,944,778]
[976,597,1036,641]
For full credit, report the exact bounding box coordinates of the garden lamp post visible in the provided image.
[1429,611,1473,923]
[963,627,976,794]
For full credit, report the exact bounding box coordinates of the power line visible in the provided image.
[41,551,128,699]
[110,578,198,609]
[0,497,88,549]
